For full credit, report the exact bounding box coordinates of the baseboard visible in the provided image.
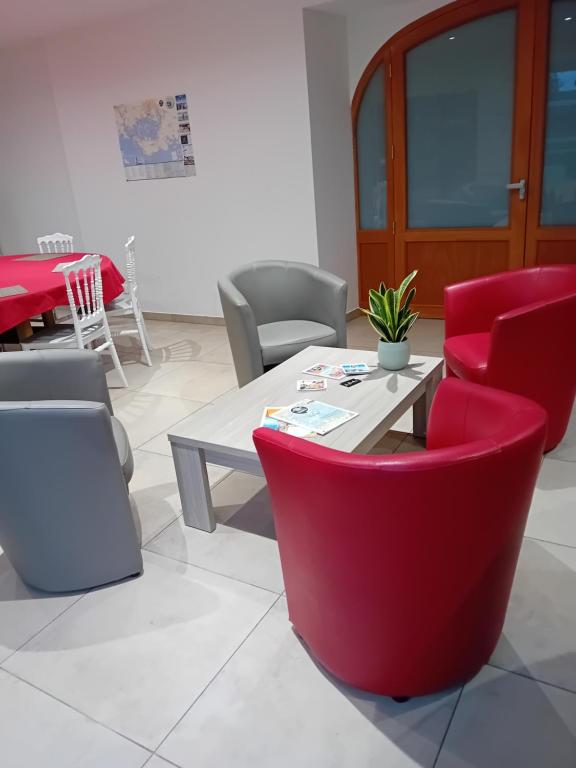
[143,309,361,326]
[143,312,225,326]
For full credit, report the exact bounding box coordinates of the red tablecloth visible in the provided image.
[0,253,125,334]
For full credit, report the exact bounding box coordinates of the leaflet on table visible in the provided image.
[260,407,315,438]
[269,400,358,436]
[340,362,373,375]
[302,363,347,380]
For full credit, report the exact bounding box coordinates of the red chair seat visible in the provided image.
[444,332,490,383]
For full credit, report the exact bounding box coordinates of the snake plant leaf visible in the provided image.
[365,312,392,341]
[379,281,386,295]
[394,270,418,317]
[398,286,416,321]
[368,288,385,315]
[397,312,419,341]
[383,288,396,331]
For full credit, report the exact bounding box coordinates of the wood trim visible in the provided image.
[346,308,363,321]
[524,0,551,266]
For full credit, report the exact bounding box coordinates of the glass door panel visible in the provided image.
[540,0,576,225]
[357,67,387,230]
[406,11,516,228]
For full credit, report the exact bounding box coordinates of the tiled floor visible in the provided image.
[1,316,575,766]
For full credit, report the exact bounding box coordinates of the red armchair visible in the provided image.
[444,265,576,451]
[253,379,547,698]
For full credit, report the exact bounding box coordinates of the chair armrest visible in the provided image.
[0,350,113,411]
[218,277,263,387]
[306,268,348,346]
[444,272,527,339]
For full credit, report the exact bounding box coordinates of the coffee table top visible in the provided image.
[168,346,443,461]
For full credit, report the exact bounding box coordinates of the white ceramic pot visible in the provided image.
[378,339,410,371]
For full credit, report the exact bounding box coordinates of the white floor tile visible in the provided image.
[159,598,459,768]
[139,407,215,457]
[131,451,230,545]
[112,391,205,449]
[525,458,576,547]
[435,666,576,767]
[139,361,237,403]
[3,551,277,750]
[0,557,83,664]
[145,757,179,768]
[209,471,269,525]
[548,403,576,463]
[145,514,283,594]
[490,538,576,693]
[0,670,149,768]
[197,342,234,365]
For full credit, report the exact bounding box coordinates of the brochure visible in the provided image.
[302,363,346,381]
[296,379,327,392]
[341,362,373,376]
[269,400,358,436]
[260,407,314,438]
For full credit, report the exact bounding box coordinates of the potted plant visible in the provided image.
[362,270,419,370]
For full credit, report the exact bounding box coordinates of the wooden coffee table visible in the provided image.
[168,346,443,532]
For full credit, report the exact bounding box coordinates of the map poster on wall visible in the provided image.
[114,93,196,181]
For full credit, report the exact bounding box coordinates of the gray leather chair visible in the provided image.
[0,349,134,483]
[0,351,142,592]
[218,261,348,387]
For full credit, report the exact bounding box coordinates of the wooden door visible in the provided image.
[525,0,576,266]
[390,0,536,318]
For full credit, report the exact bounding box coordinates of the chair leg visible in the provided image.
[103,321,128,388]
[135,310,152,367]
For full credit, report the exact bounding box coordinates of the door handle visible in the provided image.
[506,179,527,201]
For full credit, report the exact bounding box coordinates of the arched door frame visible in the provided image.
[352,0,563,316]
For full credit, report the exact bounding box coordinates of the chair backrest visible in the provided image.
[37,232,74,253]
[253,379,547,696]
[124,235,141,306]
[228,260,331,325]
[62,254,105,345]
[488,290,576,450]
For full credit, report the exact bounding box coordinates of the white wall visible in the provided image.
[304,9,358,309]
[45,0,324,316]
[0,41,81,254]
[345,0,448,96]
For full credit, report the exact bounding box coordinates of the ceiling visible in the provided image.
[0,0,170,48]
[0,0,405,49]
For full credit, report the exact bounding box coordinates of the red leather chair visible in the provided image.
[444,265,576,451]
[253,379,547,698]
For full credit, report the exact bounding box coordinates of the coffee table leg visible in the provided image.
[171,443,216,532]
[413,369,443,439]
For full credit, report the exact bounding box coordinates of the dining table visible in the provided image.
[0,252,125,342]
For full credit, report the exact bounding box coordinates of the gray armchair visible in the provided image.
[0,350,142,592]
[218,260,348,387]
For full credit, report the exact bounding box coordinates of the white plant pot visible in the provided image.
[378,339,410,371]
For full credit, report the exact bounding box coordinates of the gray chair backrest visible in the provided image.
[0,350,113,412]
[228,261,338,326]
[0,401,142,591]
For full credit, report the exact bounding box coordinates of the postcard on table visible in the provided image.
[302,363,346,380]
[0,284,28,298]
[269,400,358,436]
[296,379,327,392]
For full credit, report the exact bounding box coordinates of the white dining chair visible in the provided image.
[105,236,152,367]
[37,232,74,253]
[21,254,128,387]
